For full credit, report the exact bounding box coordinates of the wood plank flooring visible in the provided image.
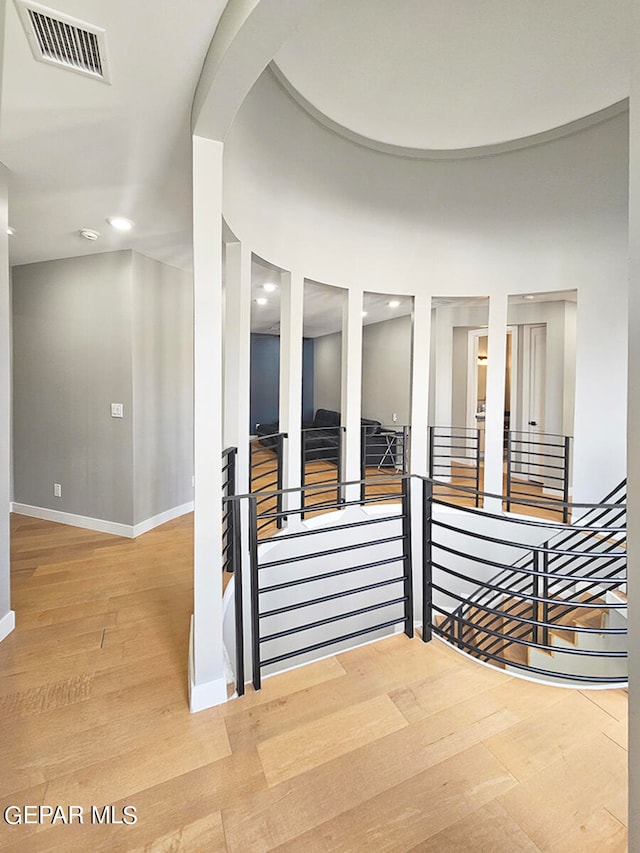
[1,513,627,851]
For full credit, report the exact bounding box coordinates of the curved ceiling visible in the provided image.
[274,0,631,152]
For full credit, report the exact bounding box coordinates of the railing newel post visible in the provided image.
[401,476,414,638]
[422,477,433,642]
[248,497,261,691]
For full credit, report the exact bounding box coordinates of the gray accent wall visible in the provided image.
[132,253,193,524]
[0,167,11,621]
[12,250,193,528]
[13,252,135,525]
[362,315,412,426]
[313,331,342,413]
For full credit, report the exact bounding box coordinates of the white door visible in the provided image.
[521,324,546,480]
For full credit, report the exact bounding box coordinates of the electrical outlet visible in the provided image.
[53,483,62,498]
[111,403,124,418]
[392,412,398,423]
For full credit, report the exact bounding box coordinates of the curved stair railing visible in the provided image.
[431,480,627,684]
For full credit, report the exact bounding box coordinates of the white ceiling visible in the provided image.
[0,1,631,273]
[1,0,227,270]
[274,0,631,151]
[250,258,416,337]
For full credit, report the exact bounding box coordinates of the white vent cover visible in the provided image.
[14,0,111,83]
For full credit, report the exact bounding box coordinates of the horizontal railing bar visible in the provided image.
[433,541,626,580]
[260,576,405,618]
[431,622,627,682]
[259,534,405,569]
[432,518,627,555]
[260,617,405,667]
[256,513,399,544]
[430,584,627,635]
[259,555,404,593]
[430,561,626,608]
[260,596,407,643]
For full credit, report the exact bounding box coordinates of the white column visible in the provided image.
[223,240,251,493]
[0,165,14,644]
[189,136,226,711]
[342,287,363,502]
[278,270,304,513]
[410,295,431,478]
[483,294,508,511]
[627,2,640,842]
[409,294,431,623]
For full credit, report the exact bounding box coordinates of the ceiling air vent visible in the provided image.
[15,0,111,83]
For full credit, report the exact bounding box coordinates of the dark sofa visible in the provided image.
[257,408,398,468]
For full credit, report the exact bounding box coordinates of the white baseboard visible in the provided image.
[0,609,15,643]
[10,501,194,539]
[132,502,194,537]
[188,615,228,712]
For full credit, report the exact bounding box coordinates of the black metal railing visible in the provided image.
[428,480,627,684]
[428,425,481,506]
[250,431,286,533]
[247,477,413,690]
[300,425,344,514]
[360,425,409,501]
[222,469,626,696]
[506,431,572,522]
[222,447,237,574]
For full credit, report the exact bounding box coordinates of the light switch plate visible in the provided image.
[111,403,124,418]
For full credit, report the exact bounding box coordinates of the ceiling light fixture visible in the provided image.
[524,295,535,300]
[7,227,15,236]
[106,216,134,232]
[255,297,268,306]
[388,300,400,308]
[79,228,100,241]
[263,283,278,292]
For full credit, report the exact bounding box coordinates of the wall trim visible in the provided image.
[132,502,194,537]
[270,62,629,162]
[188,615,228,712]
[10,501,194,539]
[0,610,15,643]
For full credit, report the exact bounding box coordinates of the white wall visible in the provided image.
[361,314,412,425]
[223,70,628,502]
[313,331,341,412]
[132,253,194,524]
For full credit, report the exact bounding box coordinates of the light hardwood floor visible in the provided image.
[1,513,627,851]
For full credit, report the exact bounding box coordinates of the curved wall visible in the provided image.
[223,69,629,501]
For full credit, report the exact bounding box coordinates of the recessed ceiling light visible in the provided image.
[255,297,268,306]
[362,311,368,317]
[263,283,278,292]
[388,300,400,308]
[524,295,535,300]
[7,226,15,236]
[106,216,134,232]
[79,228,100,241]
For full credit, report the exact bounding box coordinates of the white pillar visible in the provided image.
[483,294,508,511]
[0,164,14,644]
[342,287,363,502]
[410,294,431,622]
[410,295,431,478]
[627,2,640,841]
[278,270,304,513]
[223,240,251,493]
[189,136,226,711]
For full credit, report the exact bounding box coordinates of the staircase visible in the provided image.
[435,481,627,685]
